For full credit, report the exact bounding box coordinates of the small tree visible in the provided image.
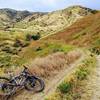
[32,33,41,40]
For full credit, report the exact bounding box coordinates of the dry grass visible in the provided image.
[45,12,100,47]
[26,50,81,79]
[46,55,96,100]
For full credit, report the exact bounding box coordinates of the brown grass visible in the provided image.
[44,12,100,47]
[26,50,81,79]
[46,55,96,100]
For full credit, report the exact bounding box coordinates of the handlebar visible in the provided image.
[21,65,31,76]
[23,65,33,75]
[23,65,28,69]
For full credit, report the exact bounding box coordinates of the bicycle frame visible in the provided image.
[0,66,45,98]
[9,66,33,87]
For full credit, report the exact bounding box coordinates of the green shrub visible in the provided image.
[75,68,89,80]
[13,39,29,47]
[90,47,100,55]
[32,33,41,40]
[58,82,72,93]
[46,57,96,100]
[0,54,12,67]
[91,10,98,14]
[52,48,64,53]
[35,47,42,51]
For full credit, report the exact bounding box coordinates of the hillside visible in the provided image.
[12,11,100,73]
[44,12,100,48]
[0,5,100,100]
[0,6,99,73]
[0,5,98,70]
[18,11,100,64]
[15,6,96,35]
[20,11,100,62]
[0,8,46,29]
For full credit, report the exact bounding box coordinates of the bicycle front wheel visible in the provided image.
[25,76,45,92]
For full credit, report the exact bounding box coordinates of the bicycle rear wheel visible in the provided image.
[0,77,16,96]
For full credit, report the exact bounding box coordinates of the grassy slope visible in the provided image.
[0,9,99,75]
[45,12,100,48]
[0,8,46,28]
[0,7,99,100]
[18,40,75,64]
[46,54,96,100]
[43,12,100,100]
[15,6,95,35]
[0,37,75,75]
[17,12,100,68]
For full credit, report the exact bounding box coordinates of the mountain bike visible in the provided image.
[0,66,45,99]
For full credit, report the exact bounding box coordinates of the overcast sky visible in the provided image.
[0,0,99,12]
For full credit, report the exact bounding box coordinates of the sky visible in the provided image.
[0,0,99,12]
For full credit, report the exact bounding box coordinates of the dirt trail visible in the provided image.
[91,55,100,100]
[82,55,100,100]
[13,53,85,100]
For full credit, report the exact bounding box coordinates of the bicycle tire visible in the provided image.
[0,77,10,81]
[0,77,16,96]
[24,76,45,92]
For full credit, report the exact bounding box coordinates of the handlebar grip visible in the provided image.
[23,65,28,69]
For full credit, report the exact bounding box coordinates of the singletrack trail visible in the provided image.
[80,55,100,100]
[91,55,100,100]
[13,52,85,100]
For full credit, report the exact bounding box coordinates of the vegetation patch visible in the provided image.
[58,81,72,94]
[46,54,96,100]
[90,38,100,55]
[21,41,75,61]
[36,42,74,56]
[28,49,81,78]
